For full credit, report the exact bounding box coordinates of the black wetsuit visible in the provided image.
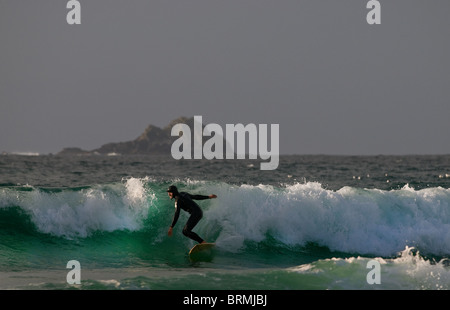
[170,192,210,244]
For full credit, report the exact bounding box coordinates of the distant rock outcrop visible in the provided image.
[57,147,92,156]
[57,116,204,156]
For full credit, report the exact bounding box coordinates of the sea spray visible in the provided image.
[288,246,450,289]
[1,180,450,256]
[0,178,153,238]
[205,182,450,256]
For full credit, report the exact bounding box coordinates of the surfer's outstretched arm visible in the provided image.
[188,194,217,200]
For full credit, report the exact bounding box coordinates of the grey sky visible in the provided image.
[1,1,449,155]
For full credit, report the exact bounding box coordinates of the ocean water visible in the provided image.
[0,154,449,290]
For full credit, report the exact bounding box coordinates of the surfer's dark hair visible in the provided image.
[167,185,179,196]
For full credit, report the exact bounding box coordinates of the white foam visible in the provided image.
[2,178,152,238]
[288,246,450,289]
[204,182,450,256]
[3,180,450,256]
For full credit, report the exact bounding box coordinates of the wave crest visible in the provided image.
[205,182,450,256]
[1,180,450,257]
[0,178,153,238]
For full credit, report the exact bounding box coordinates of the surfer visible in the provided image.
[167,185,217,244]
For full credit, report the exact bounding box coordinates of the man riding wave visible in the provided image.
[167,185,217,244]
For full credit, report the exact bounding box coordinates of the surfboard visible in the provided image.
[189,243,215,261]
[189,243,215,255]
